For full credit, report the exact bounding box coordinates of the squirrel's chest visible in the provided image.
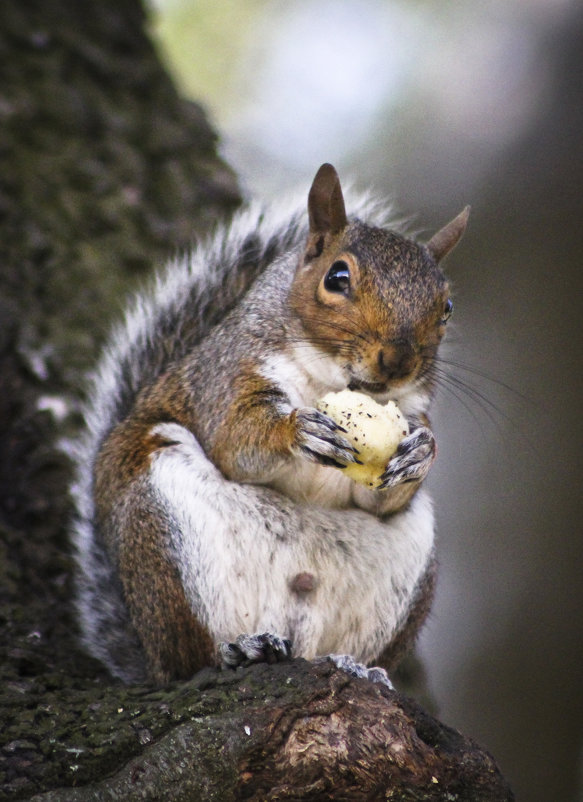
[259,346,346,408]
[259,347,353,506]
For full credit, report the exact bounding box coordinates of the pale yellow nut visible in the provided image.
[316,390,409,488]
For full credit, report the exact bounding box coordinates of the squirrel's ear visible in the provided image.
[308,163,348,236]
[426,206,470,263]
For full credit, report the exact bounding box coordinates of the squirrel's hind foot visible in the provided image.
[316,654,394,688]
[220,636,393,689]
[219,632,292,669]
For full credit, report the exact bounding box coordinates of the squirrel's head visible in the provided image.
[290,163,469,399]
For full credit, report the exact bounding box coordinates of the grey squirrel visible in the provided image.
[68,164,469,685]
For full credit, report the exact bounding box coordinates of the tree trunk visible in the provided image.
[0,2,513,799]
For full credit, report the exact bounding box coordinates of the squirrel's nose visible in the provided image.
[377,342,416,381]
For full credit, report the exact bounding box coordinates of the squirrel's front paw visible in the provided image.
[291,407,361,469]
[219,632,292,669]
[379,425,436,489]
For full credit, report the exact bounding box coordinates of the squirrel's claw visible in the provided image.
[293,407,361,468]
[379,426,436,489]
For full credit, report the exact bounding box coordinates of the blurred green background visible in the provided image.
[149,1,583,799]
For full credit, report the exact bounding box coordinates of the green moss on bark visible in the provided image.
[0,6,239,790]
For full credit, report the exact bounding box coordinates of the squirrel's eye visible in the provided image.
[442,298,453,323]
[324,260,350,294]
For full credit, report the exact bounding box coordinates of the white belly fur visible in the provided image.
[149,422,434,665]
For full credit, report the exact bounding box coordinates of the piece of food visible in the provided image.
[316,390,409,488]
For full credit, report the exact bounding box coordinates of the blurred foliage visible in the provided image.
[149,0,268,121]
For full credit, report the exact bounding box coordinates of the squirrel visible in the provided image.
[68,163,469,685]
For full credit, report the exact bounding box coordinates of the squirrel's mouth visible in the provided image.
[347,378,389,395]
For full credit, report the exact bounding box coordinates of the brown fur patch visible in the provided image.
[95,417,216,683]
[119,516,216,684]
[210,362,295,480]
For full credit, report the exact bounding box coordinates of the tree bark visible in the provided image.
[0,2,513,800]
[0,660,510,802]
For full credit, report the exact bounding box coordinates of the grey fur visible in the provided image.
[65,183,438,683]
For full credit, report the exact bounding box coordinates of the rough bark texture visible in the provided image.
[0,1,513,800]
[1,660,511,802]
